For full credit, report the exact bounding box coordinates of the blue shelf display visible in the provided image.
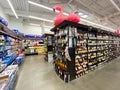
[0,20,23,40]
[24,34,44,39]
[23,34,45,55]
[2,52,18,66]
[0,16,8,27]
[12,29,20,36]
[0,16,23,89]
[13,54,24,66]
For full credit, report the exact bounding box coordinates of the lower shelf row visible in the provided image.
[54,53,120,82]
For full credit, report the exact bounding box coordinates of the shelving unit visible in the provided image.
[44,33,54,62]
[0,22,23,89]
[23,35,44,55]
[0,23,23,70]
[51,20,120,82]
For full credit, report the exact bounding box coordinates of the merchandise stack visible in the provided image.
[0,65,18,90]
[13,53,25,66]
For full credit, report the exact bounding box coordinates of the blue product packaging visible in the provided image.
[4,35,9,40]
[0,53,3,58]
[12,29,20,35]
[0,16,2,23]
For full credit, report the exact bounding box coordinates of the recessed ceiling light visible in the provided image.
[29,23,40,26]
[28,0,53,11]
[110,0,120,12]
[7,0,18,19]
[81,15,88,18]
[78,12,83,16]
[29,16,53,22]
[28,0,68,16]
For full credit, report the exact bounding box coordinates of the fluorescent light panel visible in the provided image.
[28,0,53,11]
[29,23,40,26]
[7,0,18,19]
[78,12,88,18]
[29,16,53,22]
[81,18,114,31]
[81,15,88,18]
[28,0,115,31]
[78,12,84,16]
[110,0,120,12]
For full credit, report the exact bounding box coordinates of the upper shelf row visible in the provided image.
[0,23,23,40]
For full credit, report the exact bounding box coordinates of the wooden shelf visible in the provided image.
[88,37,97,40]
[88,50,97,53]
[88,56,97,59]
[78,50,88,54]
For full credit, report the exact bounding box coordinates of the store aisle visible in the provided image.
[14,56,120,90]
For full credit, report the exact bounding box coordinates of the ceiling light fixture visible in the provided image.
[28,1,115,31]
[29,23,40,26]
[78,12,84,16]
[28,0,68,15]
[7,0,18,19]
[29,16,53,22]
[81,15,88,18]
[80,18,114,31]
[110,0,120,12]
[28,0,53,11]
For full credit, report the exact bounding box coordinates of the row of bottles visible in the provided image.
[54,60,67,70]
[0,34,22,60]
[75,30,120,77]
[75,31,88,77]
[54,28,68,80]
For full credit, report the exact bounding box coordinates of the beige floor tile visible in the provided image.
[14,55,120,90]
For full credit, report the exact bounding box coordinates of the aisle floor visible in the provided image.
[14,55,120,90]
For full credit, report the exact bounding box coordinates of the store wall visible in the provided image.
[22,24,42,35]
[44,27,54,34]
[7,16,53,35]
[22,24,53,35]
[9,16,23,31]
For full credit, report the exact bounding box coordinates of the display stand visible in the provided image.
[51,20,120,82]
[44,33,54,62]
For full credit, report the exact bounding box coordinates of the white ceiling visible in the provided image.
[0,0,120,30]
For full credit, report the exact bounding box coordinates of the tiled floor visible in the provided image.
[14,55,120,90]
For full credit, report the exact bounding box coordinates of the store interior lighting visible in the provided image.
[29,16,53,23]
[78,12,84,16]
[81,15,88,18]
[110,0,120,11]
[28,0,114,31]
[7,0,18,19]
[28,0,53,11]
[29,23,40,27]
